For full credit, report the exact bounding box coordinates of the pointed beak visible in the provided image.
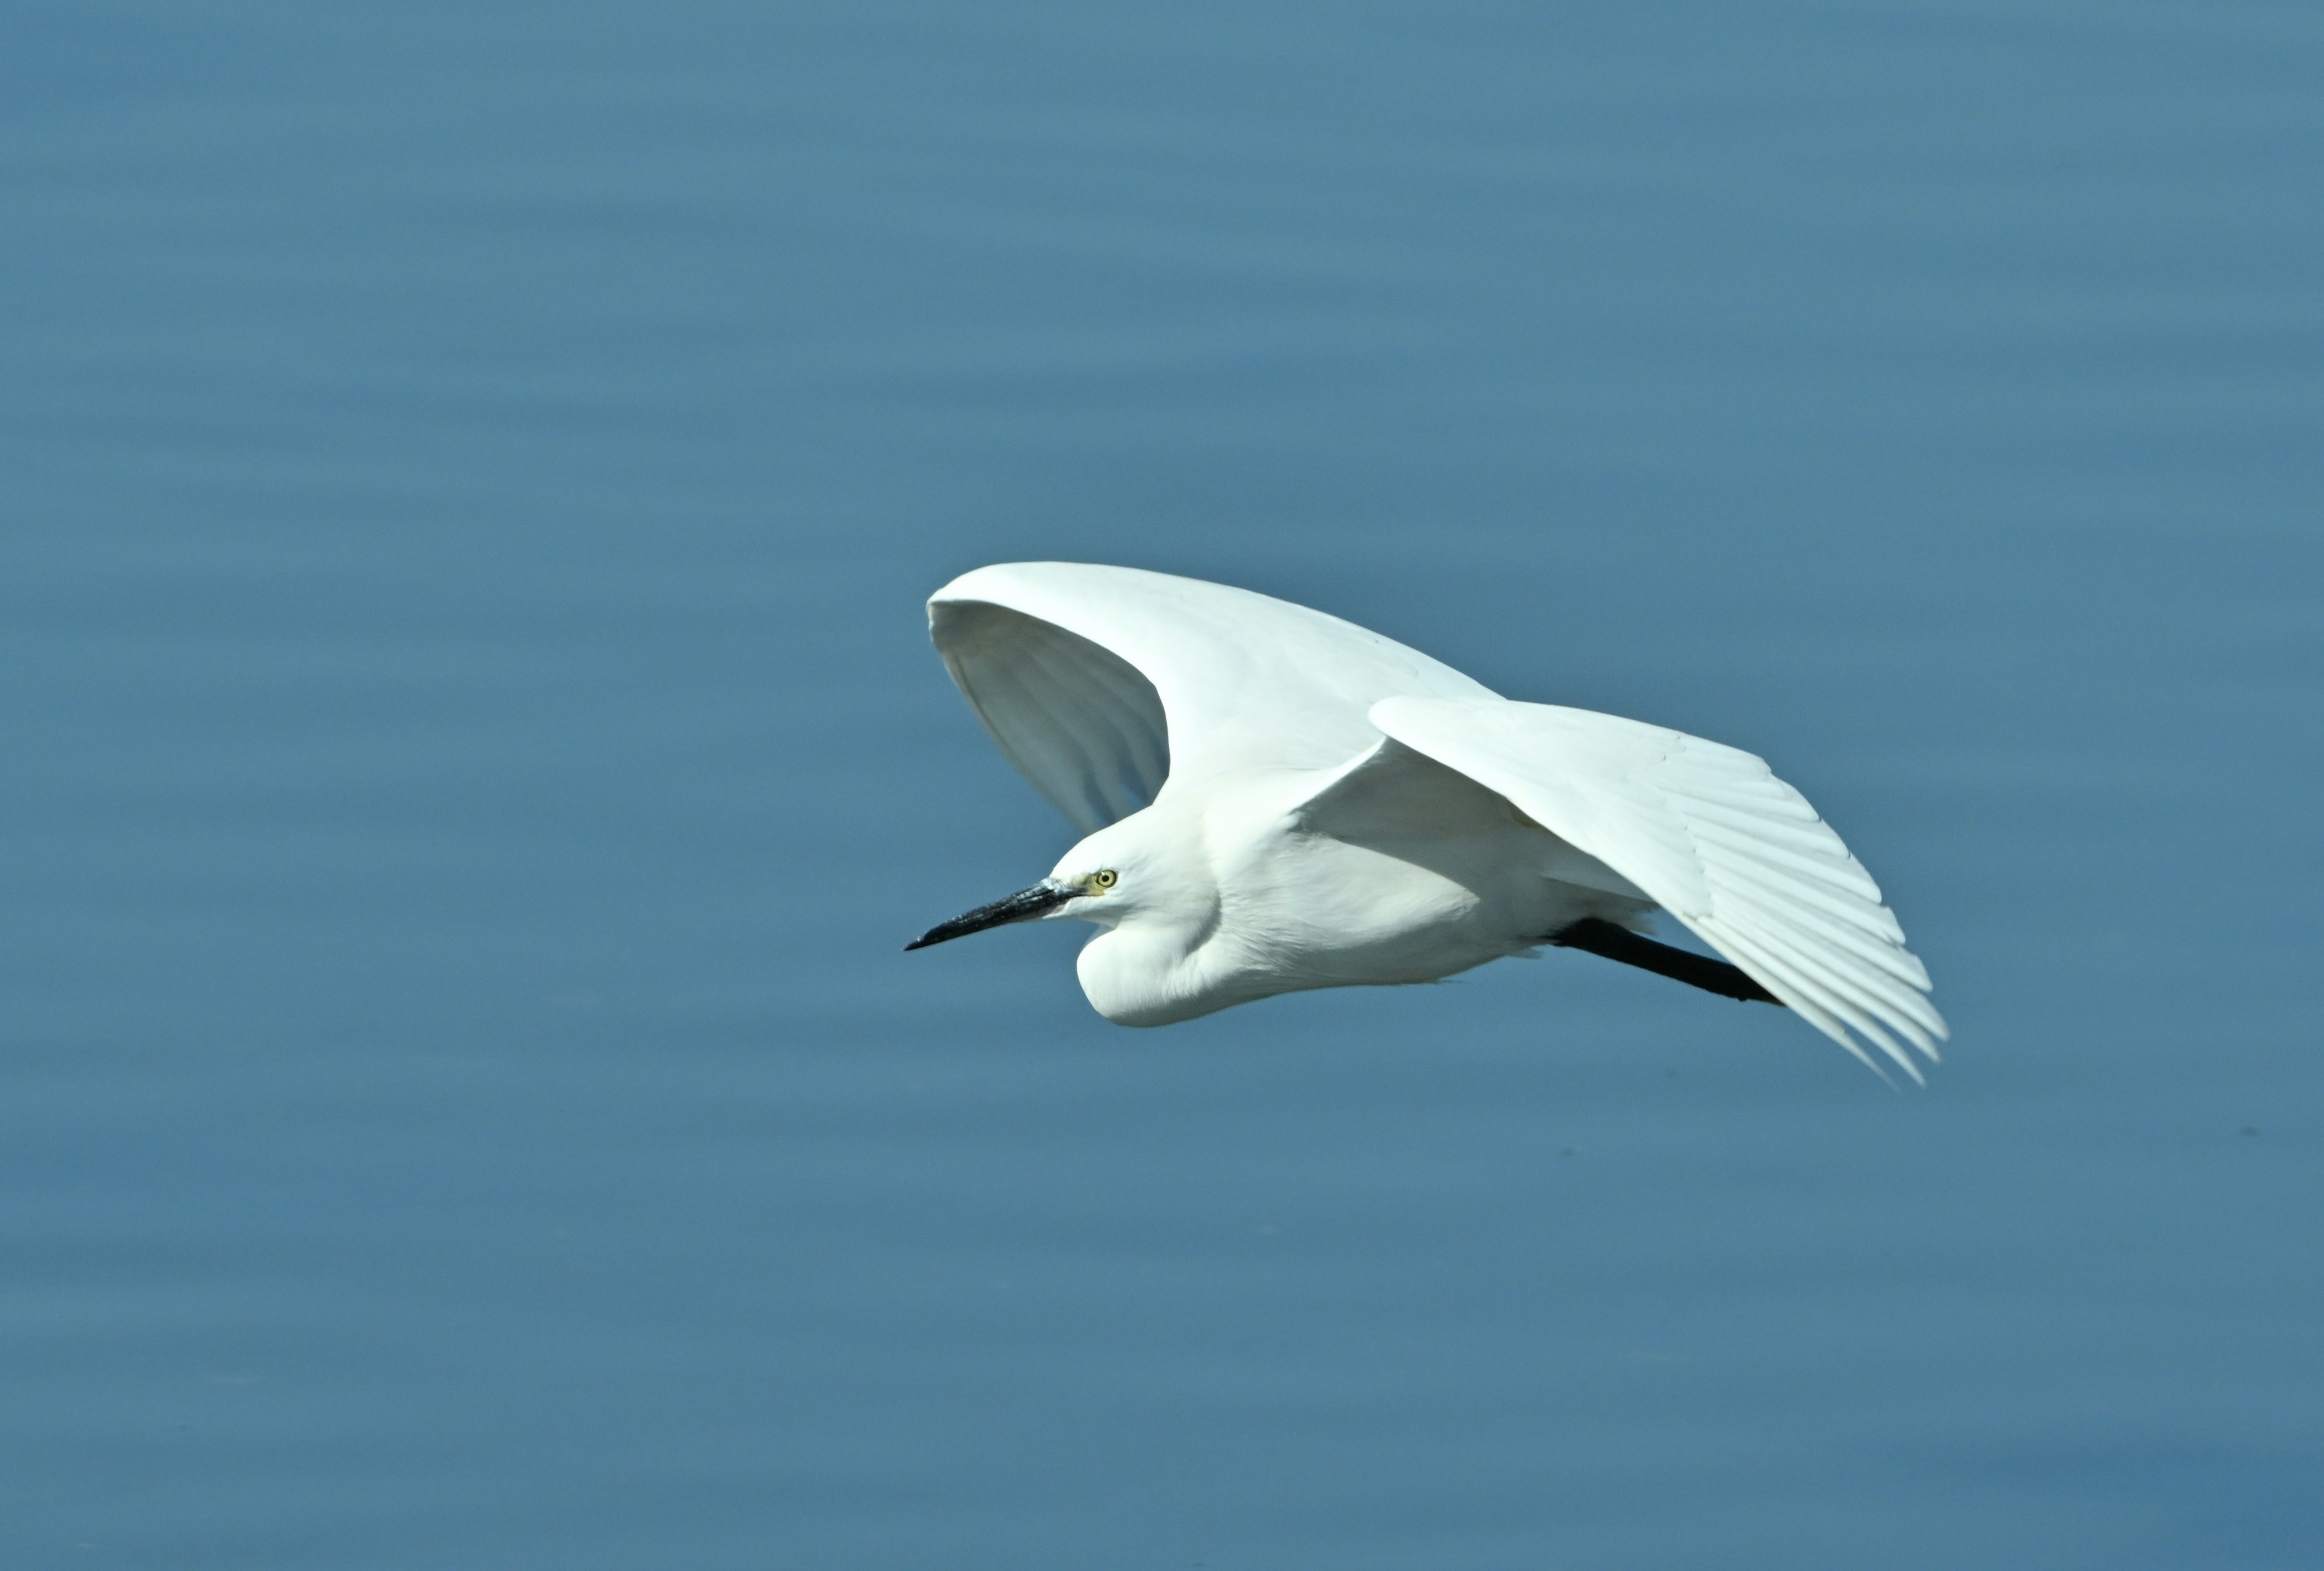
[905,880,1077,950]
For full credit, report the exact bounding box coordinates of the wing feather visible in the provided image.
[1681,817,1885,900]
[1710,877,1931,992]
[1368,695,1946,1072]
[1013,632,1166,825]
[1709,925,1923,1081]
[931,563,1491,828]
[934,596,1172,832]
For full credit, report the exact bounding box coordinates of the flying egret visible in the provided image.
[907,563,1945,1079]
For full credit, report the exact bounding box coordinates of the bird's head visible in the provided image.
[902,806,1227,1023]
[903,815,1168,952]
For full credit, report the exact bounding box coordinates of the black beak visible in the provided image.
[905,880,1076,950]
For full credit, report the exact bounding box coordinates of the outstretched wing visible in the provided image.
[1368,696,1947,1080]
[930,563,1492,832]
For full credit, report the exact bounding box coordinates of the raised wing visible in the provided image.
[1370,696,1947,1079]
[930,563,1492,832]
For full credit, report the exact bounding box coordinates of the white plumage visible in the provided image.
[913,562,1945,1080]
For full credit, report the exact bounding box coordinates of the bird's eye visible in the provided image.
[1091,869,1118,890]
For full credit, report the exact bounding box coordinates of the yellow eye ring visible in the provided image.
[1091,869,1118,890]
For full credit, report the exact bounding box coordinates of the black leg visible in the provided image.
[1548,918,1782,1006]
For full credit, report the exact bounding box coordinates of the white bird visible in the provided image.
[907,563,1946,1080]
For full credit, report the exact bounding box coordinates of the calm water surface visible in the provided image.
[4,3,2321,1567]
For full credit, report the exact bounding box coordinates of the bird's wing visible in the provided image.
[929,564,1493,832]
[1366,695,1947,1079]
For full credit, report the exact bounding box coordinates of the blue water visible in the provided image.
[5,3,2320,1566]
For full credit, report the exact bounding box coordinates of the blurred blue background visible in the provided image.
[4,3,2319,1567]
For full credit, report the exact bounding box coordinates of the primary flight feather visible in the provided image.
[909,562,1946,1080]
